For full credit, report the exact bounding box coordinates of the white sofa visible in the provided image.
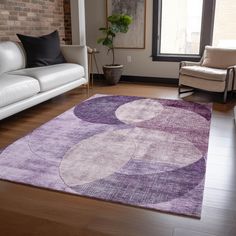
[0,41,88,120]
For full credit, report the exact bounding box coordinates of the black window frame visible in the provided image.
[152,0,216,62]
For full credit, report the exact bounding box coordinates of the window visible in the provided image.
[152,0,215,61]
[160,0,203,55]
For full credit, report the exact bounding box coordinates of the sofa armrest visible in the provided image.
[60,45,88,82]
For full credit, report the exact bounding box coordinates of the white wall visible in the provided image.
[85,0,179,79]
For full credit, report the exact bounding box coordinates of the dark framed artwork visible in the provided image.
[106,0,146,49]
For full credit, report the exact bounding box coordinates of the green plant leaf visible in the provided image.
[97,13,132,63]
[99,27,107,31]
[110,25,119,33]
[108,14,120,23]
[97,38,105,44]
[122,15,132,25]
[103,37,113,48]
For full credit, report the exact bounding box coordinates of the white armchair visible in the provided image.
[179,46,236,103]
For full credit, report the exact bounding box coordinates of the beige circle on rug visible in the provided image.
[60,128,136,187]
[60,127,202,186]
[115,99,164,124]
[130,128,202,167]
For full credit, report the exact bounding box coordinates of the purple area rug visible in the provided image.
[0,94,212,218]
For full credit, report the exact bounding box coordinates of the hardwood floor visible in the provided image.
[0,81,235,236]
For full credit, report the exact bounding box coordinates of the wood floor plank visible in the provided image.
[203,188,236,211]
[174,228,217,236]
[209,134,235,148]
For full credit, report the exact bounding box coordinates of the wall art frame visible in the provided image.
[106,0,146,49]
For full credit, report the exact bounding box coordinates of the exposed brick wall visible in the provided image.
[0,0,72,44]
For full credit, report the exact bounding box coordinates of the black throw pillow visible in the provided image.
[17,30,66,68]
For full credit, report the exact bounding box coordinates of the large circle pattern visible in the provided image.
[60,128,136,186]
[72,157,205,205]
[74,95,142,124]
[60,127,202,186]
[115,99,164,124]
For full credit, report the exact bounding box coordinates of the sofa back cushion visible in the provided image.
[0,41,26,75]
[202,46,236,69]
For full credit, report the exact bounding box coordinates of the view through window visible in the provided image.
[160,0,203,55]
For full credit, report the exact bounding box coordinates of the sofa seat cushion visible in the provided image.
[10,63,84,92]
[0,74,40,108]
[180,65,227,82]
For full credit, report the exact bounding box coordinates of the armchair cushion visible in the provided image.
[180,65,227,82]
[202,46,236,69]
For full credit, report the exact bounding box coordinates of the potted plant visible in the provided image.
[97,14,132,85]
